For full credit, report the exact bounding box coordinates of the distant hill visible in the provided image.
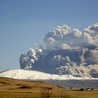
[0,69,97,80]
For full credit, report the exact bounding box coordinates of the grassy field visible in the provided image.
[0,77,98,98]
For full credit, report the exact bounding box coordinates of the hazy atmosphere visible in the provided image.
[0,0,98,71]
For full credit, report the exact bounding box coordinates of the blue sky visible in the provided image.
[0,0,98,71]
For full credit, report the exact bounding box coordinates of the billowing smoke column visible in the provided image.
[19,23,98,78]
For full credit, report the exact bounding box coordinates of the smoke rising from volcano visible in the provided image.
[19,23,98,78]
[44,23,98,49]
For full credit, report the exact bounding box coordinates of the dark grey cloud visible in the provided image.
[19,23,98,78]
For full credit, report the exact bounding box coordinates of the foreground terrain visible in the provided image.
[0,77,98,98]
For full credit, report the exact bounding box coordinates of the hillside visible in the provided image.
[0,77,98,98]
[0,77,66,98]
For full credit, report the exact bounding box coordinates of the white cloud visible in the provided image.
[84,23,98,36]
[59,43,71,50]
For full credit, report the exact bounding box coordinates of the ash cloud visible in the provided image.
[19,23,98,78]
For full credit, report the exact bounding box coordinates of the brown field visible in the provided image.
[0,77,98,98]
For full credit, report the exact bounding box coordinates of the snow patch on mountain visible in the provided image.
[0,69,96,80]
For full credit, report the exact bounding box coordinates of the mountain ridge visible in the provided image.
[0,69,98,80]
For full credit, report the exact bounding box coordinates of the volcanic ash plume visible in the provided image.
[19,23,98,78]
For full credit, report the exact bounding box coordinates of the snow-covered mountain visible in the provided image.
[0,69,97,80]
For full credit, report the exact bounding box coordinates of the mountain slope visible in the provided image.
[0,77,98,98]
[0,69,97,80]
[0,77,66,98]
